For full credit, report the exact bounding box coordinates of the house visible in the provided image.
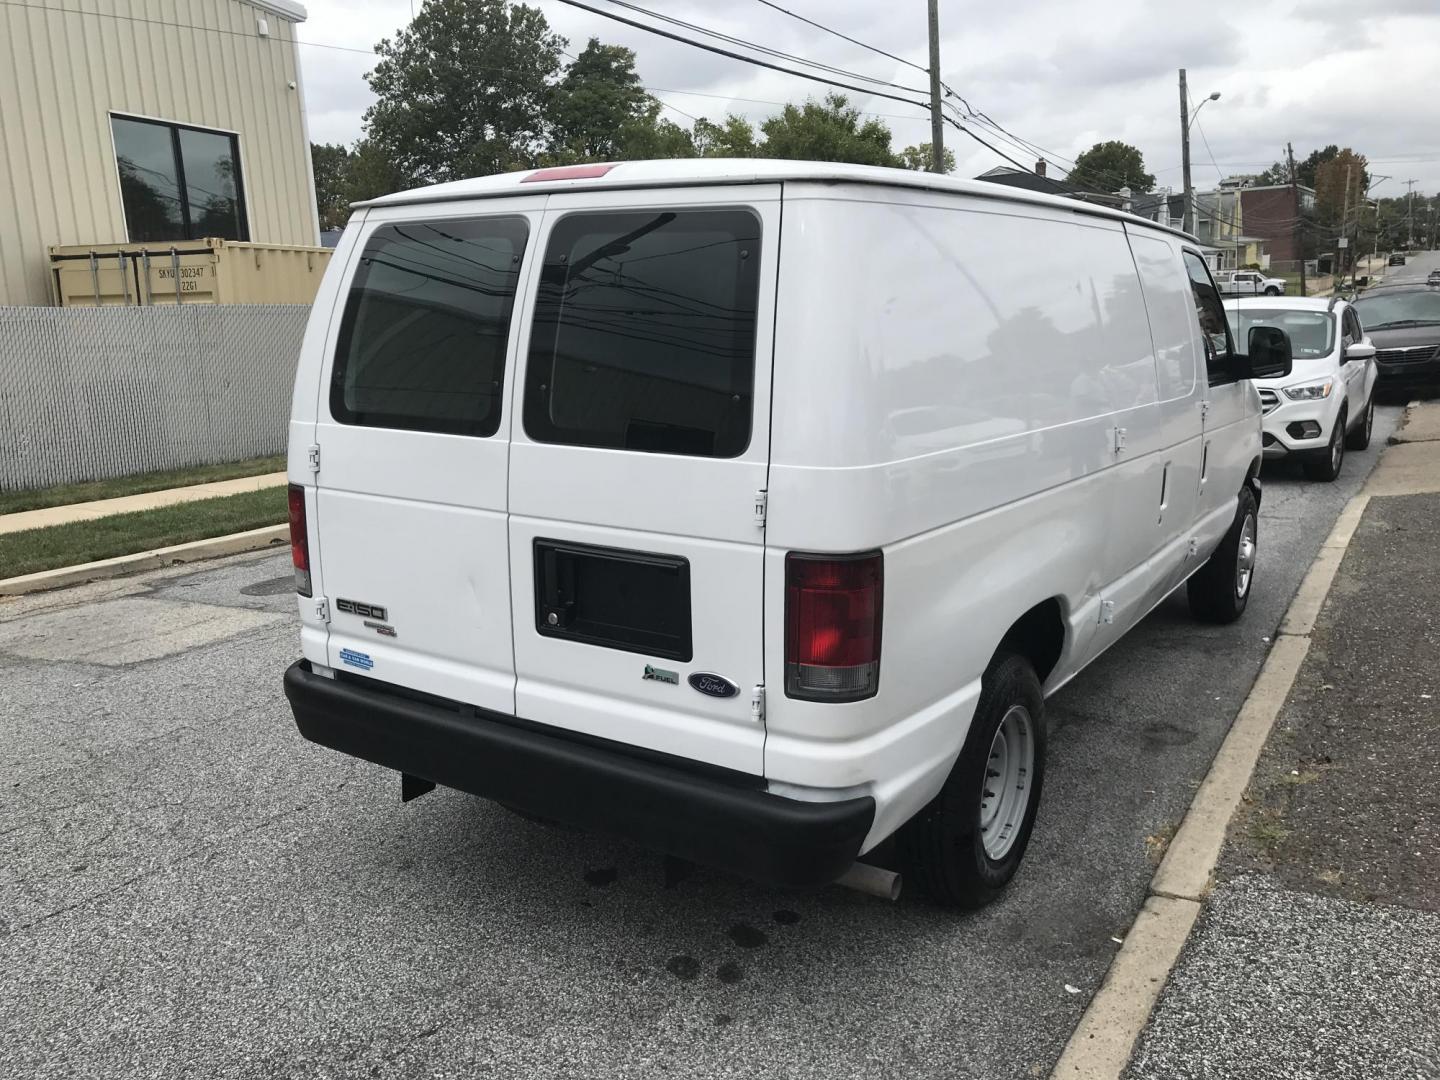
[1129,189,1185,231]
[1192,186,1268,271]
[0,0,320,306]
[1238,184,1316,270]
[975,160,1128,209]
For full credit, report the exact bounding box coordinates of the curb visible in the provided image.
[0,525,289,598]
[1051,487,1376,1079]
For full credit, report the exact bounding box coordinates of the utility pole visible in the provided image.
[926,0,944,174]
[1180,70,1194,234]
[1405,178,1418,247]
[1339,163,1352,280]
[1288,142,1305,297]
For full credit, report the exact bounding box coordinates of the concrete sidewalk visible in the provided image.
[0,471,286,536]
[1125,404,1440,1080]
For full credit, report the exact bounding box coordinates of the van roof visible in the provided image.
[356,158,1198,242]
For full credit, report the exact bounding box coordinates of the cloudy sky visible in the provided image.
[296,0,1440,198]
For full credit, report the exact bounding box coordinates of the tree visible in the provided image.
[343,138,408,204]
[1067,140,1155,195]
[363,0,564,184]
[898,143,955,173]
[549,38,652,161]
[1297,145,1339,190]
[692,115,758,158]
[311,142,352,230]
[1314,148,1369,228]
[757,94,899,167]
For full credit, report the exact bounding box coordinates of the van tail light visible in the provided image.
[288,483,312,597]
[785,551,883,702]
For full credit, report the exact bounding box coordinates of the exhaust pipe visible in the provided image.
[835,861,902,901]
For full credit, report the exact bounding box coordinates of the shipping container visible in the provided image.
[49,239,332,307]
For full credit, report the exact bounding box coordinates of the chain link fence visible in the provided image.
[0,305,308,492]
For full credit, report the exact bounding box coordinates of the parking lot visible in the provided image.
[0,406,1401,1079]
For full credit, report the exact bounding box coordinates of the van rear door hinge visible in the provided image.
[1098,599,1115,625]
[1112,427,1128,454]
[753,489,768,527]
[307,444,321,473]
[1200,400,1211,423]
[751,685,766,724]
[314,597,330,623]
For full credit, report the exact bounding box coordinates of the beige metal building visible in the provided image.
[0,0,320,306]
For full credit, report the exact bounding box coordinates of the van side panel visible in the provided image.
[764,187,1193,846]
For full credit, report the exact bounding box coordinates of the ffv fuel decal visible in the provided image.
[688,672,739,698]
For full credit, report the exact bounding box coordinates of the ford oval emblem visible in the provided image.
[688,672,739,698]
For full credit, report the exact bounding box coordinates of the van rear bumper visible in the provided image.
[283,661,874,889]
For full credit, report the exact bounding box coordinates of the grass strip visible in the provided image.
[0,455,286,516]
[0,487,287,579]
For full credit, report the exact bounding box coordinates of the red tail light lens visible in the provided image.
[785,551,883,702]
[288,483,312,597]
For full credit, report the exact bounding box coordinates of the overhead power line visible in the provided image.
[550,0,935,112]
[597,0,931,97]
[0,0,373,54]
[750,0,931,76]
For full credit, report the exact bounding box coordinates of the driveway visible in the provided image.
[0,406,1401,1079]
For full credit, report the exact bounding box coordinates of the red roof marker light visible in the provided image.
[521,163,618,183]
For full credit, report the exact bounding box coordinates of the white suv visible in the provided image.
[1229,296,1377,481]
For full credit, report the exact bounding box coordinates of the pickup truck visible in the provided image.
[1215,270,1287,297]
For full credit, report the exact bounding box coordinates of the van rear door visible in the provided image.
[506,186,780,775]
[312,199,544,713]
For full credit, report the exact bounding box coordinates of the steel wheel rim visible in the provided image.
[979,705,1034,861]
[1235,512,1257,598]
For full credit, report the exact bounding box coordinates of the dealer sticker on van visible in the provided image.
[339,648,373,671]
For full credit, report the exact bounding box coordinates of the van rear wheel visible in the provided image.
[898,653,1046,908]
[1187,486,1258,624]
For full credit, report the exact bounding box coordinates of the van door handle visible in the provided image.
[1158,462,1170,519]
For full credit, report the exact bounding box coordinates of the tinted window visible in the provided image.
[1183,251,1233,383]
[112,115,247,242]
[331,217,529,436]
[524,209,762,458]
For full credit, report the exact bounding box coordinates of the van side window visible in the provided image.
[1182,251,1233,384]
[523,209,762,458]
[330,216,529,437]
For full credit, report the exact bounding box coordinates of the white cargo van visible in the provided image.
[283,160,1292,907]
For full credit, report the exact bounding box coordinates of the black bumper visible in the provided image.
[283,661,874,888]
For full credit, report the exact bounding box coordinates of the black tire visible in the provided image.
[1302,410,1346,481]
[898,653,1047,909]
[1345,395,1374,451]
[1187,485,1258,624]
[1264,286,1281,296]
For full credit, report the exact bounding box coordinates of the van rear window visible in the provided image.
[331,216,528,436]
[523,209,762,458]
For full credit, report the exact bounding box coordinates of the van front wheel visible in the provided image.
[898,653,1047,908]
[1187,486,1258,624]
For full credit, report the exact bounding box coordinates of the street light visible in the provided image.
[1179,73,1221,238]
[1189,91,1222,129]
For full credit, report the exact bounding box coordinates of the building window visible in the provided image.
[111,115,248,242]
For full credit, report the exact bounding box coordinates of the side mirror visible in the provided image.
[1242,325,1293,380]
[1344,341,1376,363]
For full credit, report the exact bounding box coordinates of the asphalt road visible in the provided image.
[1375,246,1440,286]
[0,407,1401,1080]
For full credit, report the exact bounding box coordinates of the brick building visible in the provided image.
[1239,184,1316,269]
